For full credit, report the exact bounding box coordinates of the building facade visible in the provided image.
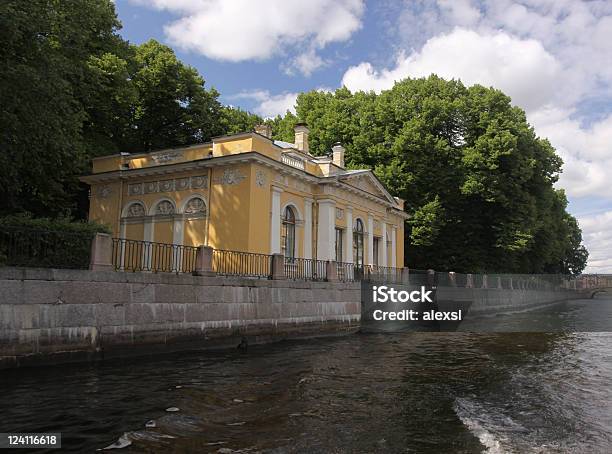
[81,124,408,268]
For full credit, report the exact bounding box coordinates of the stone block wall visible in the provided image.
[0,268,361,368]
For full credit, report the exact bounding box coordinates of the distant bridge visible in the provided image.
[577,275,612,298]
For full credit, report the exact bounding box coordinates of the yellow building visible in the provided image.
[81,124,408,268]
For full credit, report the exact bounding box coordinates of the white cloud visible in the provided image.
[229,90,298,118]
[579,210,612,273]
[529,108,612,199]
[284,47,327,77]
[130,0,364,75]
[342,28,561,113]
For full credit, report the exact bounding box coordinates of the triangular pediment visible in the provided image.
[339,171,397,205]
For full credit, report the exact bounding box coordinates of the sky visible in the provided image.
[114,0,612,273]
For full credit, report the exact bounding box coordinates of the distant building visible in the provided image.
[81,124,407,267]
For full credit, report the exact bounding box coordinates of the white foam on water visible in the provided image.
[453,398,508,454]
[99,433,132,450]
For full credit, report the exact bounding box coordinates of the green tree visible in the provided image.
[0,2,233,218]
[126,40,224,152]
[220,106,263,136]
[0,0,123,216]
[283,76,588,273]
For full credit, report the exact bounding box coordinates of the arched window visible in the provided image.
[353,218,364,267]
[282,206,296,260]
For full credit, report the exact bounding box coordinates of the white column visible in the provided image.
[316,199,336,261]
[172,217,184,270]
[344,207,353,263]
[367,214,374,265]
[304,198,313,259]
[119,221,127,270]
[391,226,397,268]
[270,186,283,254]
[381,222,388,267]
[143,218,154,269]
[172,217,184,245]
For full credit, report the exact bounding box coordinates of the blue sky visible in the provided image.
[114,0,612,272]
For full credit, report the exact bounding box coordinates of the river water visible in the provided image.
[2,296,612,453]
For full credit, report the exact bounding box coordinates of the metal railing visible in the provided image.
[337,262,358,282]
[281,153,305,170]
[0,227,94,269]
[212,249,272,278]
[284,257,327,281]
[111,238,199,273]
[365,265,403,283]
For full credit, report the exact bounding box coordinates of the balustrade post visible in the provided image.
[194,246,215,276]
[448,271,457,287]
[89,233,113,271]
[271,253,285,280]
[401,267,410,285]
[427,269,436,288]
[482,274,488,289]
[326,260,339,282]
[466,273,473,288]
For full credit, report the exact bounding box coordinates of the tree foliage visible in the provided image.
[269,77,588,274]
[0,1,260,218]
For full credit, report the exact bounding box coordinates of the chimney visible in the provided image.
[294,123,309,153]
[332,142,345,168]
[254,124,272,139]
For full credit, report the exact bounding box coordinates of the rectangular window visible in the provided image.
[335,228,343,262]
[373,237,380,265]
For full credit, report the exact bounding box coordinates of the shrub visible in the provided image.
[0,215,111,269]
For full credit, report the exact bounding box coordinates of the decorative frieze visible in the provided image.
[128,175,209,196]
[144,181,159,194]
[176,177,190,191]
[128,183,143,196]
[159,179,174,192]
[191,175,207,189]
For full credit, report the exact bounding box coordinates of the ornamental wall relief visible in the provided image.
[95,185,113,199]
[127,203,145,217]
[336,208,344,220]
[185,197,206,214]
[255,170,267,187]
[214,168,246,185]
[155,200,175,215]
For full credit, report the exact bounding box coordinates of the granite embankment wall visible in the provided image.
[435,285,585,315]
[0,268,360,369]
